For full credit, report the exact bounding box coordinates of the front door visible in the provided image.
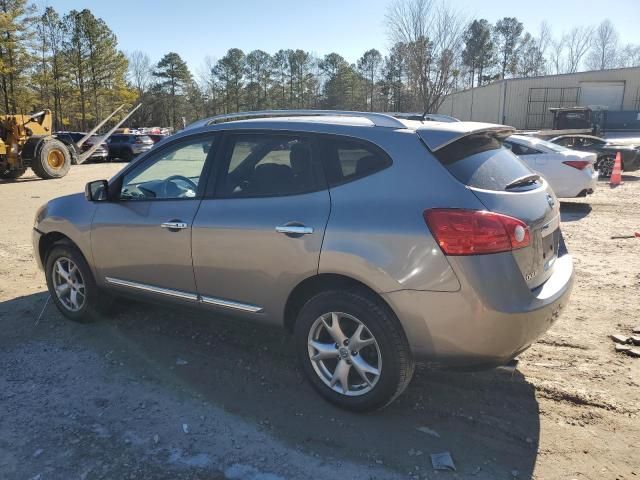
[192,132,330,323]
[92,134,217,300]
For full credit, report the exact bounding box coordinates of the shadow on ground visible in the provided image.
[560,201,592,222]
[1,292,541,479]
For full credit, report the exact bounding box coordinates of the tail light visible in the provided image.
[563,160,590,170]
[424,209,530,256]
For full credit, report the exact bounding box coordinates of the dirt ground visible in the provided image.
[1,164,638,480]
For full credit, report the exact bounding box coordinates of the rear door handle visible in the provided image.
[161,221,188,230]
[275,225,314,235]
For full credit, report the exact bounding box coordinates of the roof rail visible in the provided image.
[186,110,407,130]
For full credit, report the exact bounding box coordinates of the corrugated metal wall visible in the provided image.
[437,67,640,129]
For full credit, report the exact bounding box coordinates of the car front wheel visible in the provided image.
[295,290,415,411]
[45,243,108,323]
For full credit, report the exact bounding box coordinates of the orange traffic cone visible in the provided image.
[610,152,623,187]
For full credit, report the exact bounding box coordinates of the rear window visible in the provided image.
[434,134,540,191]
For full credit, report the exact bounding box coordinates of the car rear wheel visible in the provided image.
[45,243,109,323]
[295,290,414,411]
[595,155,615,177]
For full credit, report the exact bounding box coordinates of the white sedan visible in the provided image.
[504,135,598,198]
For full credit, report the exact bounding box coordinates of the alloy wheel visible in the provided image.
[52,257,86,312]
[307,312,382,396]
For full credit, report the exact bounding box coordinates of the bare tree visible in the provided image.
[617,44,640,67]
[127,50,152,95]
[566,26,594,73]
[386,0,465,112]
[549,35,566,74]
[586,20,618,70]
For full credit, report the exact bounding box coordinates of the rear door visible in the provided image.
[191,132,330,323]
[425,131,560,289]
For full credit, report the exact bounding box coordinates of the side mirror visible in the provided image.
[85,180,109,202]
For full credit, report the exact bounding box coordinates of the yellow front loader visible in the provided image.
[0,104,141,180]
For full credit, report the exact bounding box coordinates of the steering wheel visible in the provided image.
[163,175,198,198]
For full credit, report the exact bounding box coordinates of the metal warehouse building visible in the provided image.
[437,66,640,130]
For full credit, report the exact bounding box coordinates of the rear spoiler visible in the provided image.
[417,122,516,152]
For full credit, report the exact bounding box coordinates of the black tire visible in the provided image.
[44,242,109,323]
[123,148,134,162]
[0,167,27,179]
[31,139,71,179]
[294,290,415,412]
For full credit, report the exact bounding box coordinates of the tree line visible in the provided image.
[2,0,639,131]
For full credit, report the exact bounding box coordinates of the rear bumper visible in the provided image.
[384,253,574,368]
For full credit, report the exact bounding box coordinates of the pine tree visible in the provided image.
[154,52,192,128]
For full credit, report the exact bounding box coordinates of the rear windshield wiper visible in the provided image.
[505,173,541,190]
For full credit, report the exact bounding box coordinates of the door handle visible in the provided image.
[161,221,188,230]
[275,225,314,235]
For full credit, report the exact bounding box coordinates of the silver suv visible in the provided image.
[33,110,574,411]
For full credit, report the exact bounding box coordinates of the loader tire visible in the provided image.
[0,167,27,179]
[31,139,71,179]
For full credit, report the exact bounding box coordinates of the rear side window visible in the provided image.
[434,134,540,191]
[318,136,391,186]
[217,134,323,198]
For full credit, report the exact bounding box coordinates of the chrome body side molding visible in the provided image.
[104,277,263,313]
[105,277,199,301]
[200,295,263,313]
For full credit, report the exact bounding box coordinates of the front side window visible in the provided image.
[119,135,215,200]
[217,134,321,197]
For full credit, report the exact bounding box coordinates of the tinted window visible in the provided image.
[120,135,215,200]
[318,136,391,186]
[434,134,539,191]
[505,141,540,156]
[217,134,321,197]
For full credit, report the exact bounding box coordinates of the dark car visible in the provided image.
[549,134,640,177]
[107,134,154,161]
[54,132,109,164]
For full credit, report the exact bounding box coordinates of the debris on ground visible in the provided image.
[631,336,640,345]
[176,358,188,366]
[431,452,456,471]
[615,344,633,352]
[182,423,190,434]
[627,349,640,358]
[611,334,630,344]
[633,326,640,334]
[416,426,440,438]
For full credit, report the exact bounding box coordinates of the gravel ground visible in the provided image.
[0,164,638,479]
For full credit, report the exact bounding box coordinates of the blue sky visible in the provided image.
[47,0,640,71]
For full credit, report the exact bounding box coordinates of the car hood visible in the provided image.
[602,144,638,151]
